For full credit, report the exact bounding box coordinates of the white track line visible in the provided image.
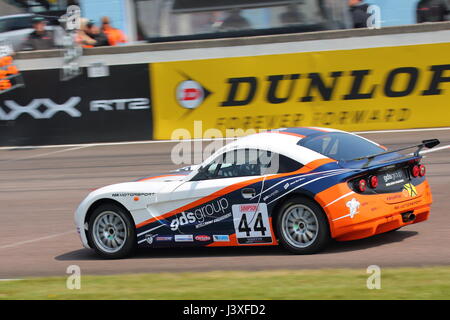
[0,230,75,250]
[0,127,449,151]
[420,144,450,154]
[13,146,90,161]
[355,127,450,134]
[1,146,91,162]
[0,137,236,151]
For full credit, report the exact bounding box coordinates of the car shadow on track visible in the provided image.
[54,230,418,261]
[323,230,418,254]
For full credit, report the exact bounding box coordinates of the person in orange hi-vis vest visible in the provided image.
[101,17,127,46]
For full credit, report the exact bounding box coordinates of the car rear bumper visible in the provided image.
[315,180,432,241]
[333,203,430,241]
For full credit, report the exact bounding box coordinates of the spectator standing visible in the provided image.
[101,17,127,46]
[76,18,97,48]
[21,17,55,51]
[417,0,450,23]
[348,0,371,28]
[280,4,304,25]
[85,20,110,47]
[220,9,251,31]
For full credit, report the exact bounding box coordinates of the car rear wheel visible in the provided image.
[88,204,136,259]
[276,197,330,254]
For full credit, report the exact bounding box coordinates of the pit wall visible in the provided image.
[2,22,450,146]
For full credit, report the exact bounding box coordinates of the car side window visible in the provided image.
[192,149,303,180]
[261,152,304,175]
[192,149,262,180]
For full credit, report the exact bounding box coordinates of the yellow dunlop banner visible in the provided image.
[151,43,450,139]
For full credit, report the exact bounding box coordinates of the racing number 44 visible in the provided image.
[238,212,267,236]
[232,203,273,245]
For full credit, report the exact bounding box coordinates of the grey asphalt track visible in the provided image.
[0,128,449,278]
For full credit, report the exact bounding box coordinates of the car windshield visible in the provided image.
[298,132,385,161]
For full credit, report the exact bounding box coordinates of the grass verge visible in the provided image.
[1,267,450,300]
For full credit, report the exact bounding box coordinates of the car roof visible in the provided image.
[203,127,345,166]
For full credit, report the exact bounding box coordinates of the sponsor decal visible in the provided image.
[112,192,155,197]
[0,97,150,121]
[152,43,450,139]
[0,97,81,120]
[346,198,361,219]
[174,234,194,242]
[394,199,422,210]
[170,198,229,231]
[239,204,258,211]
[195,235,211,242]
[333,198,361,221]
[263,190,279,202]
[176,79,210,109]
[383,170,405,187]
[288,178,305,186]
[383,171,402,183]
[240,236,266,244]
[155,236,173,242]
[386,194,403,201]
[403,183,418,197]
[213,235,230,242]
[145,234,155,244]
[90,98,150,111]
[280,178,306,193]
[232,203,272,245]
[1,62,152,147]
[195,213,232,229]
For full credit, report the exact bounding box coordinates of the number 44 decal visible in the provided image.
[238,212,267,236]
[232,203,273,245]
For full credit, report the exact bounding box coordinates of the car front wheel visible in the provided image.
[88,204,136,259]
[276,197,330,254]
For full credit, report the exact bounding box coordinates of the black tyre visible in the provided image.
[88,204,137,259]
[276,197,330,254]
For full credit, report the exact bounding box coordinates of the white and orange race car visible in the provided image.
[74,127,439,258]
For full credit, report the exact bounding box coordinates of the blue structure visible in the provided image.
[79,0,128,36]
[369,0,419,26]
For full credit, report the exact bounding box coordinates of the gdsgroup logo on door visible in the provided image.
[151,42,450,139]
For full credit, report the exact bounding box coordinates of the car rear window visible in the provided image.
[297,132,385,161]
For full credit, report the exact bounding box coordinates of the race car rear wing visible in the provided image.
[350,139,440,168]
